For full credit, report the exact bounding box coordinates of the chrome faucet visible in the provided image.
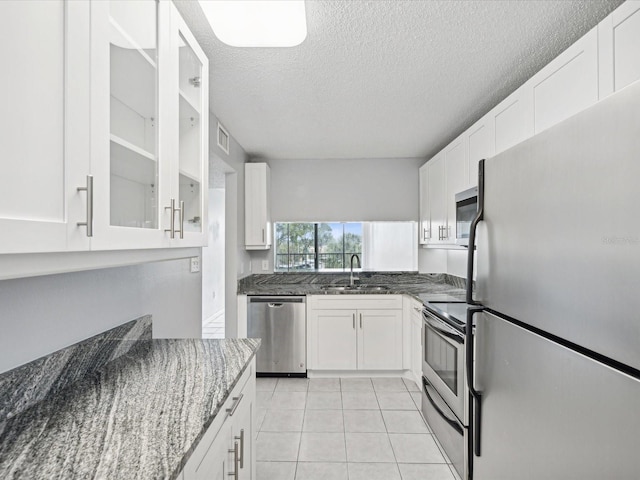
[350,254,361,286]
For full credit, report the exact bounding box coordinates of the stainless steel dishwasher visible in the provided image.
[247,296,306,376]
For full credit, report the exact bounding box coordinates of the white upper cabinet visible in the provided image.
[90,0,170,249]
[427,153,446,244]
[466,117,494,187]
[91,0,208,250]
[170,4,209,247]
[530,27,598,135]
[490,86,534,156]
[0,1,91,253]
[245,163,272,250]
[418,164,430,245]
[599,1,640,98]
[444,138,467,243]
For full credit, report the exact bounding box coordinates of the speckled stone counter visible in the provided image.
[238,272,467,303]
[0,318,260,480]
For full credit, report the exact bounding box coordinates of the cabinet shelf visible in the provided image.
[110,135,157,186]
[179,89,200,118]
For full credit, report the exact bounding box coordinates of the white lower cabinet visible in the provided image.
[308,295,403,371]
[182,361,255,480]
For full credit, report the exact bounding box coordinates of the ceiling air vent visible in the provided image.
[217,122,230,154]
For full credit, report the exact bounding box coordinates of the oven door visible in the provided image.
[422,376,468,480]
[422,310,467,424]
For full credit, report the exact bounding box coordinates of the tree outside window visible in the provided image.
[275,222,362,272]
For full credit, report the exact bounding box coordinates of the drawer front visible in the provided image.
[309,294,403,310]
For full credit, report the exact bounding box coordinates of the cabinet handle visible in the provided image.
[228,441,239,479]
[164,198,176,239]
[359,313,362,329]
[76,175,93,237]
[262,228,265,243]
[234,428,245,468]
[226,394,244,417]
[178,200,185,239]
[413,306,421,312]
[352,313,356,329]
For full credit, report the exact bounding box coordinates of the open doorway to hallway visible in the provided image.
[202,158,231,339]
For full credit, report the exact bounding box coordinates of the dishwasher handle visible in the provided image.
[248,296,305,304]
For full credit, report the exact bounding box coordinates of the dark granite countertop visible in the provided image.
[238,272,468,303]
[0,320,260,480]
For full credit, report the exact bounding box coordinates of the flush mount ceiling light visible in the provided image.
[199,0,307,47]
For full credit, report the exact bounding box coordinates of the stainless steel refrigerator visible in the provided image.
[466,79,640,479]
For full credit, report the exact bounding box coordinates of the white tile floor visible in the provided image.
[255,377,461,480]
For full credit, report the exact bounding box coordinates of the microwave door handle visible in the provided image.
[466,307,484,458]
[422,377,463,435]
[466,159,485,305]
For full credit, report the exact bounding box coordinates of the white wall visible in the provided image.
[0,258,201,374]
[265,157,423,222]
[202,188,225,324]
[207,112,251,338]
[249,157,424,272]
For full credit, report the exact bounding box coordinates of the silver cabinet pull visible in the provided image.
[353,313,356,329]
[178,200,185,239]
[164,198,176,239]
[76,175,93,237]
[234,429,245,468]
[262,228,265,243]
[228,441,239,479]
[226,394,244,417]
[359,313,363,329]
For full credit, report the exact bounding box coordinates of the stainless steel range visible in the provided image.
[421,302,470,480]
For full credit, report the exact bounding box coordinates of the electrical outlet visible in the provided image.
[262,260,269,271]
[190,256,200,273]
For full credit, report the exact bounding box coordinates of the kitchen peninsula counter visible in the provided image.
[0,320,260,480]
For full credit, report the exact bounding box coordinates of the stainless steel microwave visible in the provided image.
[455,187,478,246]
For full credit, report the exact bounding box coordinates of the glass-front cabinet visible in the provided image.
[171,13,208,245]
[91,0,208,249]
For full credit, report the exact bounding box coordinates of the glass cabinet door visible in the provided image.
[108,0,159,230]
[177,32,203,235]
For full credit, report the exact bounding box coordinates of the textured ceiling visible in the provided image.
[175,0,623,160]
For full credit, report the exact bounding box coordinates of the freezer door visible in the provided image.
[473,311,640,480]
[475,79,640,370]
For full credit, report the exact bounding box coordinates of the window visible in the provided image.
[275,222,362,272]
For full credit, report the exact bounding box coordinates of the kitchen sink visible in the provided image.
[320,285,390,293]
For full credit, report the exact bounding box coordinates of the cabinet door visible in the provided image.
[168,4,209,247]
[230,378,255,480]
[358,309,403,370]
[90,0,171,250]
[531,28,598,135]
[467,117,494,188]
[245,163,272,250]
[192,426,229,480]
[426,154,446,244]
[310,309,357,370]
[490,86,534,156]
[418,164,430,244]
[599,1,640,98]
[444,139,467,243]
[0,1,90,253]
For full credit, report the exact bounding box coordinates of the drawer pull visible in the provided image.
[226,393,244,417]
[228,441,239,479]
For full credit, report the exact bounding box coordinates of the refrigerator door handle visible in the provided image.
[466,159,484,305]
[466,307,484,457]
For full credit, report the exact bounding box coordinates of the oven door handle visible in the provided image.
[423,313,464,344]
[466,307,484,458]
[422,376,463,435]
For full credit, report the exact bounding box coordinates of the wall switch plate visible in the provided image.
[262,260,269,271]
[190,256,201,273]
